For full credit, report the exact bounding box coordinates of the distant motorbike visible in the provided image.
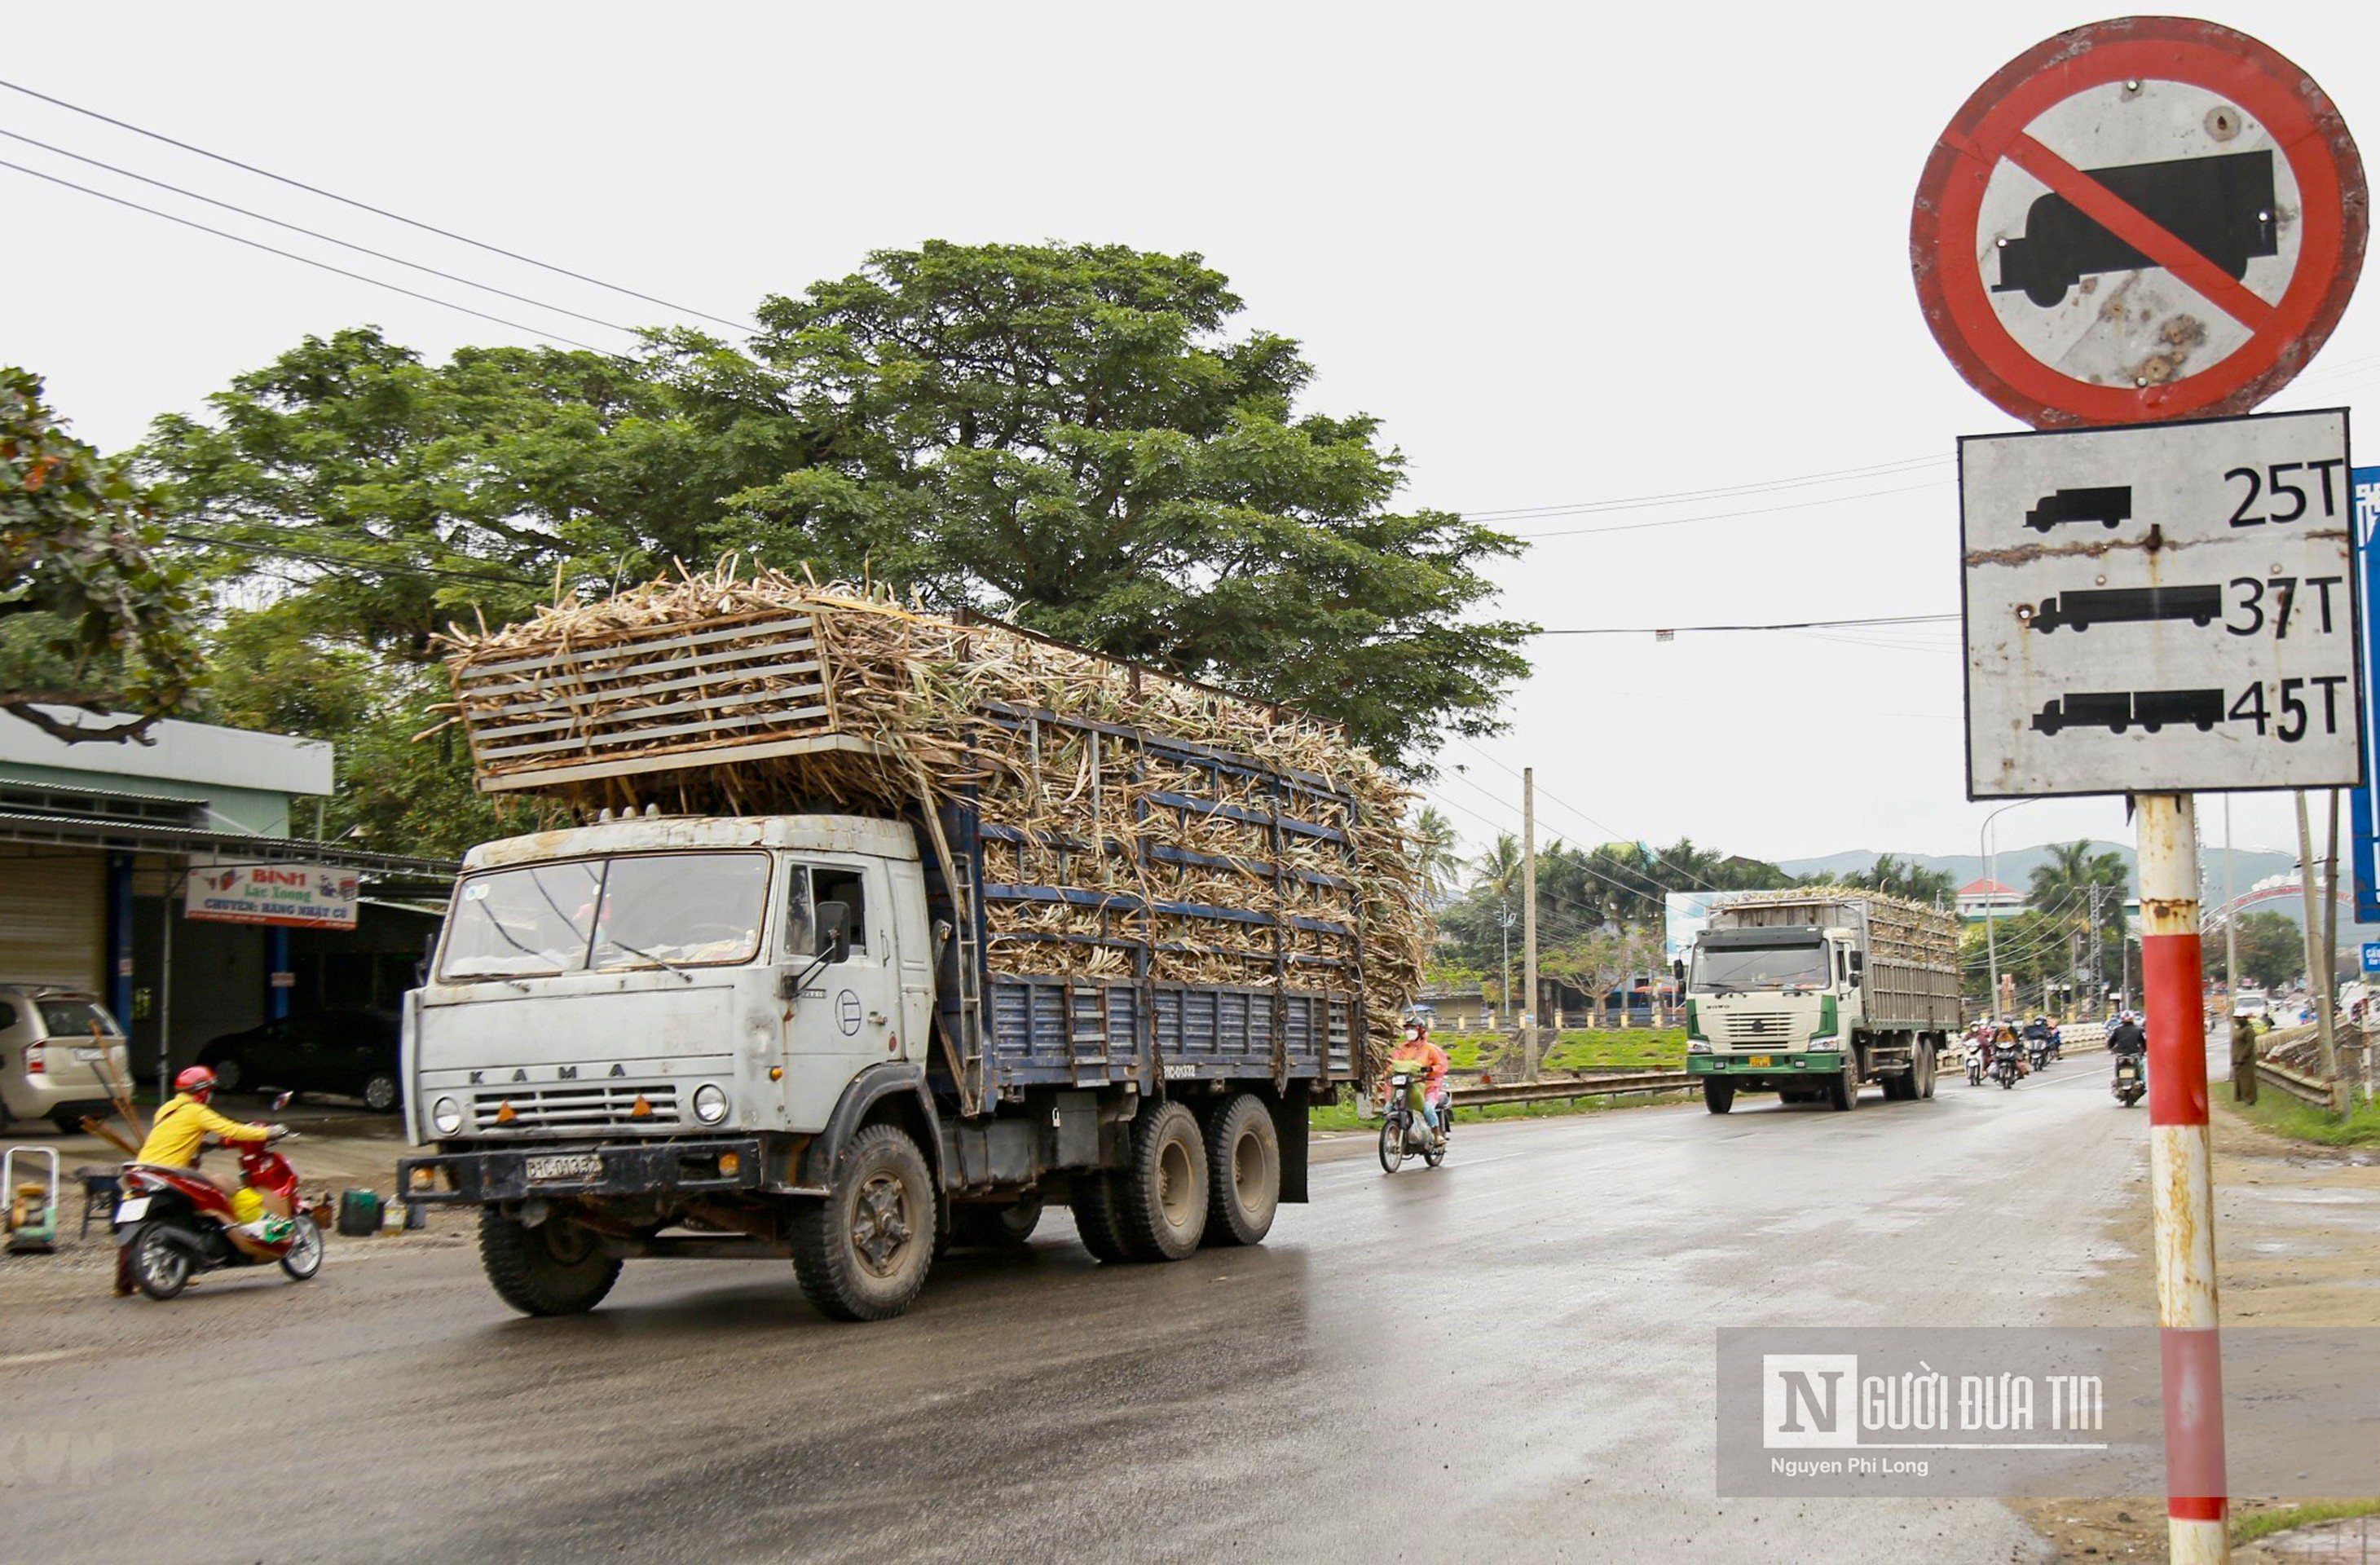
[1991,1038,2025,1091]
[2111,1051,2145,1108]
[2028,1035,2053,1071]
[1966,1047,1986,1087]
[115,1102,323,1299]
[1377,1070,1446,1173]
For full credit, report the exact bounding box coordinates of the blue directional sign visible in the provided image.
[2364,941,2380,973]
[2354,467,2380,920]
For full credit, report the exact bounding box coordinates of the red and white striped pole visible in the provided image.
[2135,791,2227,1563]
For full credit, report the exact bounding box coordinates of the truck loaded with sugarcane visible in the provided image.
[397,569,1422,1320]
[1681,891,1960,1115]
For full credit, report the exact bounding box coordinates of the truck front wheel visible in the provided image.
[1201,1094,1279,1247]
[1117,1100,1209,1262]
[1702,1080,1734,1114]
[1827,1067,1861,1112]
[478,1208,622,1317]
[791,1122,936,1321]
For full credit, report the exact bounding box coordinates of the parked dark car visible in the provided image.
[196,1009,402,1112]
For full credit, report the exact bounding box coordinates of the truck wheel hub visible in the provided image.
[853,1175,912,1276]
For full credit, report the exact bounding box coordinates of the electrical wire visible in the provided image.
[0,157,610,352]
[1505,480,1945,540]
[1535,612,1957,636]
[162,530,536,589]
[0,126,641,337]
[1462,453,1950,522]
[0,77,757,334]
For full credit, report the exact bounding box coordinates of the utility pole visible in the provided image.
[2296,791,2326,1025]
[2224,796,2237,1019]
[2321,791,2343,1109]
[1523,767,1540,1082]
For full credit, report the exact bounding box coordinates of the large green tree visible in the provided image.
[2204,910,2303,990]
[1,368,198,741]
[723,241,1532,760]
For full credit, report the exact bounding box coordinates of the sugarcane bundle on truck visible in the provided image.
[397,568,1422,1320]
[1681,890,1960,1115]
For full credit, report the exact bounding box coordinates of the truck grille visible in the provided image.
[471,1083,681,1131]
[1720,1014,1795,1045]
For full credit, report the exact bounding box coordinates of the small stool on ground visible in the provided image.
[73,1166,121,1237]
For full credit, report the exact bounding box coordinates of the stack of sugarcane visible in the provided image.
[436,564,1424,1068]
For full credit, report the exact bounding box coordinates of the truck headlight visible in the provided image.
[692,1083,729,1125]
[431,1097,464,1135]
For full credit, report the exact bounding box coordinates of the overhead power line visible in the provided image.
[0,157,609,352]
[0,77,759,335]
[1534,612,1957,636]
[1506,479,1946,540]
[1464,452,1949,522]
[0,126,641,337]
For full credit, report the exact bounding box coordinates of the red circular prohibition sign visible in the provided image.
[1912,16,2368,429]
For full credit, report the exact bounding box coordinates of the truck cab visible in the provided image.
[1683,926,1857,1100]
[408,813,929,1155]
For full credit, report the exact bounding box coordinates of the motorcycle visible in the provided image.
[1966,1046,1986,1087]
[1991,1038,2025,1090]
[115,1102,324,1299]
[2111,1051,2146,1108]
[1377,1070,1447,1173]
[2028,1035,2052,1071]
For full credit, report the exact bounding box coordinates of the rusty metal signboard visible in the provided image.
[1962,407,2360,797]
[1912,16,2366,430]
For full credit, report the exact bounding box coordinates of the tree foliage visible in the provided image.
[138,246,1535,855]
[2204,910,2304,990]
[0,368,198,742]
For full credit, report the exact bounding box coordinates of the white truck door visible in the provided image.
[812,862,901,1064]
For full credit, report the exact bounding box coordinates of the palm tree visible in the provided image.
[1413,805,1465,906]
[2028,840,2130,1010]
[1471,833,1525,1008]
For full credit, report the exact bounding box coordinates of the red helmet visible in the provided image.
[174,1065,217,1096]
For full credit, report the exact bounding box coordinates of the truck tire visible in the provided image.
[478,1208,622,1317]
[1881,1069,1915,1102]
[1115,1100,1209,1263]
[791,1122,936,1321]
[1069,1175,1132,1263]
[1702,1080,1734,1114]
[1827,1067,1860,1112]
[1915,1041,1938,1100]
[1201,1094,1279,1247]
[954,1196,1043,1247]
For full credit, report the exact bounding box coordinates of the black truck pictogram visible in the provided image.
[2027,584,2221,633]
[1992,149,2277,309]
[2024,486,2133,533]
[2030,689,2224,735]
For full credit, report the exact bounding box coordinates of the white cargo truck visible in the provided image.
[397,580,1415,1321]
[1681,891,1960,1113]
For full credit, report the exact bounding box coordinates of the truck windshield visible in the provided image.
[1691,942,1829,994]
[440,853,770,980]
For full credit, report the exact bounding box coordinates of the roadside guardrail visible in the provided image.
[1448,1069,1695,1109]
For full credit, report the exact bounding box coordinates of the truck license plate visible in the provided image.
[526,1153,602,1184]
[1746,1055,1772,1068]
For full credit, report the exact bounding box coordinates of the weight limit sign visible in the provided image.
[1912,16,2366,430]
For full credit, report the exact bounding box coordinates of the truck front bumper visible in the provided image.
[1686,1050,1843,1087]
[398,1135,818,1204]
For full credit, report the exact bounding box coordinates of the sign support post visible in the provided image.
[2135,793,2227,1562]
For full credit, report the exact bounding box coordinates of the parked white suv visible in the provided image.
[0,985,131,1134]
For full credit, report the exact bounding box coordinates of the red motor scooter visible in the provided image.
[114,1098,324,1300]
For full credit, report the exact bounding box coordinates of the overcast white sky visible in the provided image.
[11,2,2379,868]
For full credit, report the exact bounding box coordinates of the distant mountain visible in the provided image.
[1774,840,2372,936]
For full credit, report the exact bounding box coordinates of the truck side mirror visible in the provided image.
[1849,951,1864,976]
[1672,959,1686,982]
[817,902,852,963]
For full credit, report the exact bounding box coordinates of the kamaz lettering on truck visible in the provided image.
[398,578,1417,1321]
[1682,891,1959,1114]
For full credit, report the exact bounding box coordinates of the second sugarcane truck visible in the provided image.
[397,580,1412,1321]
[1681,891,1960,1113]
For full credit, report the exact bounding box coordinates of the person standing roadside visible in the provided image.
[2230,1013,2260,1106]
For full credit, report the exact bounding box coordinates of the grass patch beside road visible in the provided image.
[2232,1497,2380,1545]
[2225,1082,2380,1146]
[1431,1029,1685,1073]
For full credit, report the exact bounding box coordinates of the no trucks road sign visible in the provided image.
[1912,16,2367,430]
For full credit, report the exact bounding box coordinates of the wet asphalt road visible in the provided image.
[1,1056,2165,1564]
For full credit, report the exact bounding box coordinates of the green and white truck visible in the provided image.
[1681,891,1960,1114]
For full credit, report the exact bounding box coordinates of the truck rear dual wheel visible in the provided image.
[1116,1101,1210,1263]
[953,1195,1043,1248]
[1069,1174,1133,1263]
[1201,1094,1279,1247]
[479,1208,623,1317]
[791,1123,936,1321]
